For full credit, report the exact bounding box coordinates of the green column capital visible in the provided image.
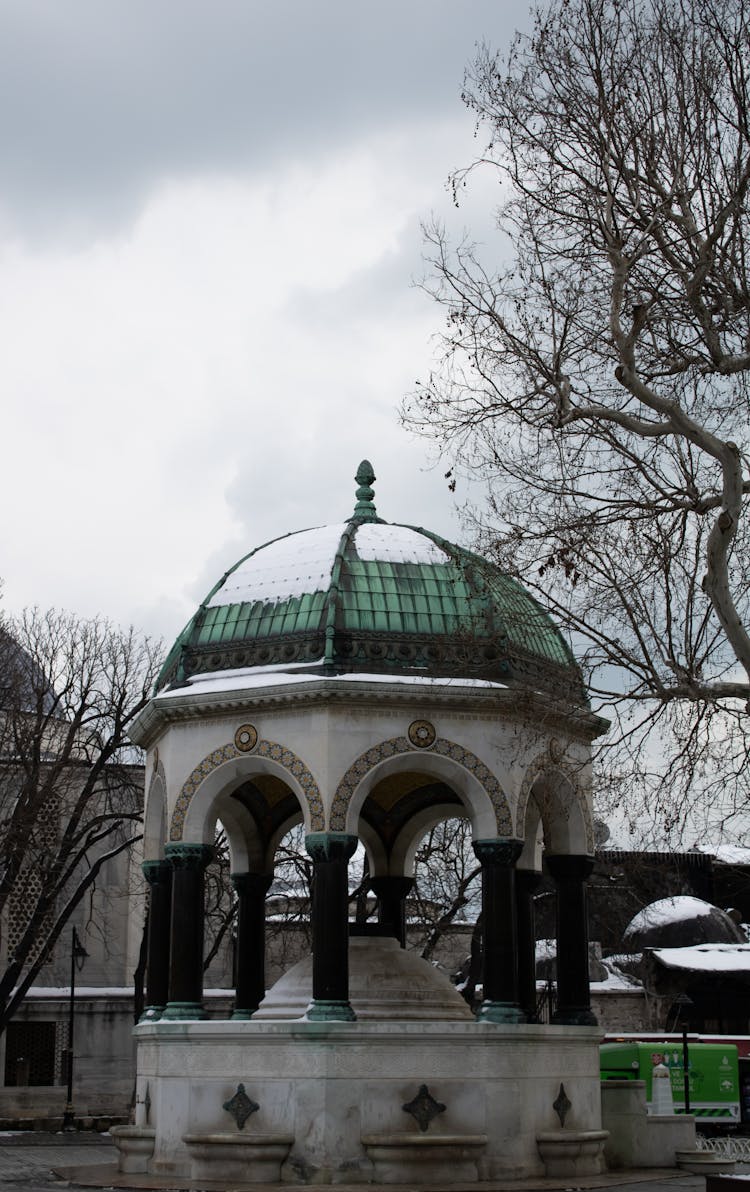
[473,838,524,867]
[164,842,214,870]
[305,832,358,863]
[142,859,171,885]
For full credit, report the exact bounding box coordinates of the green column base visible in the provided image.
[306,999,357,1022]
[160,1001,207,1020]
[476,999,527,1024]
[552,1006,598,1026]
[231,1009,255,1021]
[139,1005,165,1023]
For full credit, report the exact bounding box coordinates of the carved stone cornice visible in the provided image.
[128,676,608,751]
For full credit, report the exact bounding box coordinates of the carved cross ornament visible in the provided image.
[222,1083,259,1130]
[402,1084,446,1132]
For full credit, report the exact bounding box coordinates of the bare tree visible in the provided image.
[0,607,162,1035]
[404,0,750,840]
[410,818,480,963]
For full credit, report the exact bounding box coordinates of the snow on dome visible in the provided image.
[153,460,587,699]
[623,895,746,951]
[625,896,716,936]
[354,523,448,566]
[207,523,347,607]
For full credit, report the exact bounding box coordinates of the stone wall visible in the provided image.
[0,994,136,1123]
[590,988,652,1034]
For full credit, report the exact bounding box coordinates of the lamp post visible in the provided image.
[673,992,693,1115]
[62,926,88,1132]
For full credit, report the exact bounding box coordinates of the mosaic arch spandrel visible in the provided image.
[168,737,324,841]
[329,735,513,835]
[515,748,595,853]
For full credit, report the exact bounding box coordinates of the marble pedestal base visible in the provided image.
[536,1129,608,1177]
[131,1019,605,1184]
[183,1132,293,1181]
[110,1126,155,1173]
[362,1132,488,1183]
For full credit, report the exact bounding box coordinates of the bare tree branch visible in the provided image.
[404,0,750,838]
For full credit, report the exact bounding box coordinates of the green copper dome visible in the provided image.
[157,463,584,702]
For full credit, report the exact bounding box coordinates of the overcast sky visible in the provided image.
[1,1,532,646]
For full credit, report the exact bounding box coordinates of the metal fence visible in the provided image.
[697,1133,750,1161]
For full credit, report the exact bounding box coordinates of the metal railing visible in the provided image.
[697,1133,750,1161]
[535,980,557,1023]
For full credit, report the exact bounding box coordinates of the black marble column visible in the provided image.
[516,868,543,1024]
[370,876,413,947]
[140,859,172,1021]
[472,838,526,1023]
[546,853,597,1026]
[231,872,273,1019]
[162,842,214,1020]
[305,832,358,1021]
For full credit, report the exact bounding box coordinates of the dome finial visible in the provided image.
[350,460,378,522]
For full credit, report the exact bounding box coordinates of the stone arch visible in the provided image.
[389,802,472,879]
[212,793,265,873]
[169,737,324,842]
[144,758,168,860]
[515,749,594,854]
[329,735,512,837]
[265,808,307,874]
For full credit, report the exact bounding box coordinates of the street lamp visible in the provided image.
[62,926,88,1132]
[673,992,694,1116]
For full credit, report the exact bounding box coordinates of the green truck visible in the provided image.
[600,1041,740,1123]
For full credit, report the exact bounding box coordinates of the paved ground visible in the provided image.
[0,1134,729,1192]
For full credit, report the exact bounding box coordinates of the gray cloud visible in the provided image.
[0,0,531,238]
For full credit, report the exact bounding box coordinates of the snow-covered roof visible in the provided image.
[710,845,750,866]
[151,463,586,706]
[208,524,347,607]
[650,944,750,974]
[157,667,510,701]
[355,523,447,565]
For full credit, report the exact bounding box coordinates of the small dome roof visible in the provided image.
[623,896,746,951]
[157,461,584,701]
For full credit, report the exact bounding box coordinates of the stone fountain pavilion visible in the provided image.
[118,461,610,1184]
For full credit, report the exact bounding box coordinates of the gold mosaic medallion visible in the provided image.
[408,719,436,749]
[234,724,258,752]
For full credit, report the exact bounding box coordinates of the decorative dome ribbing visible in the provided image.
[157,462,584,701]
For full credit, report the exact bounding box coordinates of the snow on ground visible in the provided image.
[591,958,644,991]
[23,987,136,997]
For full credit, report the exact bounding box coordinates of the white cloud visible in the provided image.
[1,119,475,645]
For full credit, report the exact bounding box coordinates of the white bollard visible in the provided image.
[651,1061,675,1115]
